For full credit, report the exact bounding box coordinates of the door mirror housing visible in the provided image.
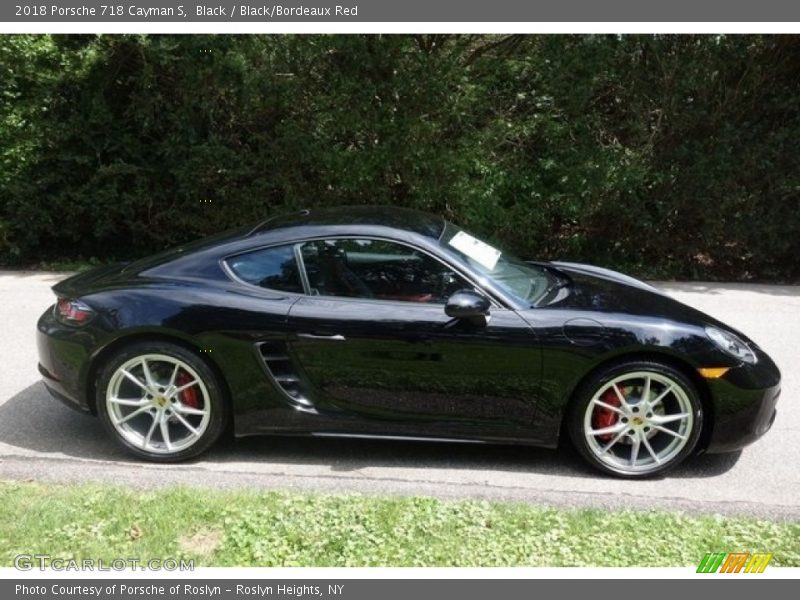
[445,289,491,322]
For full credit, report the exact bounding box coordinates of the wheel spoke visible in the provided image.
[109,396,147,407]
[588,422,627,437]
[611,383,631,410]
[649,385,674,409]
[650,412,690,425]
[141,358,156,388]
[114,406,149,425]
[168,362,180,388]
[653,424,687,440]
[641,435,661,464]
[630,435,641,466]
[173,412,199,436]
[592,398,624,415]
[175,404,206,416]
[599,429,628,454]
[120,369,148,392]
[641,376,651,404]
[174,379,199,394]
[159,418,172,451]
[142,416,158,449]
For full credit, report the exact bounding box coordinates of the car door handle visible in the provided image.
[297,332,346,341]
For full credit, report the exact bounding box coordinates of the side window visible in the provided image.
[299,239,471,303]
[226,245,303,293]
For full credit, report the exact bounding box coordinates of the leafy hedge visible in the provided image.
[1,34,799,280]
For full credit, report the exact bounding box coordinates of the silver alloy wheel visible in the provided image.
[582,370,694,475]
[105,353,211,454]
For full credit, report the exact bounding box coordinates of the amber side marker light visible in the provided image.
[698,367,731,379]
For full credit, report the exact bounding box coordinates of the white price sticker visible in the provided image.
[447,231,502,270]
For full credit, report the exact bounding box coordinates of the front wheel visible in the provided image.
[567,361,703,478]
[96,341,228,461]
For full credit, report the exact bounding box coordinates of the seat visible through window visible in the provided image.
[300,239,470,303]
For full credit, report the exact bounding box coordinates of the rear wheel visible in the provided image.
[96,342,227,461]
[567,360,703,478]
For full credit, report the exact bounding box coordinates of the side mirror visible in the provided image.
[445,289,491,322]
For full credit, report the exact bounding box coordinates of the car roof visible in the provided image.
[128,206,448,281]
[250,205,446,240]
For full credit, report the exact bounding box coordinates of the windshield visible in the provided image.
[438,223,559,305]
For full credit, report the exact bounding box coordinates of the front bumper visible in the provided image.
[704,378,780,454]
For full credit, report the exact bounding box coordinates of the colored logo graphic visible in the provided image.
[697,552,773,573]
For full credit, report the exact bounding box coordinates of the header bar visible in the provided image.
[5,1,800,23]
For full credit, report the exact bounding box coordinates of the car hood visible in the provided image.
[546,261,728,329]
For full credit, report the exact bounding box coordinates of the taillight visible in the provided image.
[55,297,95,325]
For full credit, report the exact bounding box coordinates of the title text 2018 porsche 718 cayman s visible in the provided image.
[37,206,781,477]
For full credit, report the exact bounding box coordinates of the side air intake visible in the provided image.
[257,341,311,406]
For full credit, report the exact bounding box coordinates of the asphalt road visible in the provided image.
[1,271,798,519]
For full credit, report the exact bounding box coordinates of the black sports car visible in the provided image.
[36,206,781,477]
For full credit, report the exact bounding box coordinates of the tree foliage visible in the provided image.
[1,34,799,280]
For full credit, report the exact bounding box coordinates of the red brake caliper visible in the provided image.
[176,371,199,408]
[592,388,621,441]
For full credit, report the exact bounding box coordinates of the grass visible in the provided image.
[0,481,798,567]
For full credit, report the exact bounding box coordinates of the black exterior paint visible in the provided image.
[36,207,781,454]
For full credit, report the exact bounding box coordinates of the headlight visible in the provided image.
[705,326,756,364]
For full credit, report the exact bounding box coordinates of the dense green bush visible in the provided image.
[1,34,799,280]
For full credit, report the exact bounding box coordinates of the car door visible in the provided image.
[284,237,543,439]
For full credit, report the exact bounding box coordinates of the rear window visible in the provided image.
[226,245,303,293]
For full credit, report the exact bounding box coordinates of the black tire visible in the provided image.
[567,360,703,479]
[96,341,228,462]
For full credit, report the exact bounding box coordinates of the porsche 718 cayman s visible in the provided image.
[37,206,781,477]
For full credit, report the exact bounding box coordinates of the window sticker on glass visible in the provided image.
[448,231,502,270]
